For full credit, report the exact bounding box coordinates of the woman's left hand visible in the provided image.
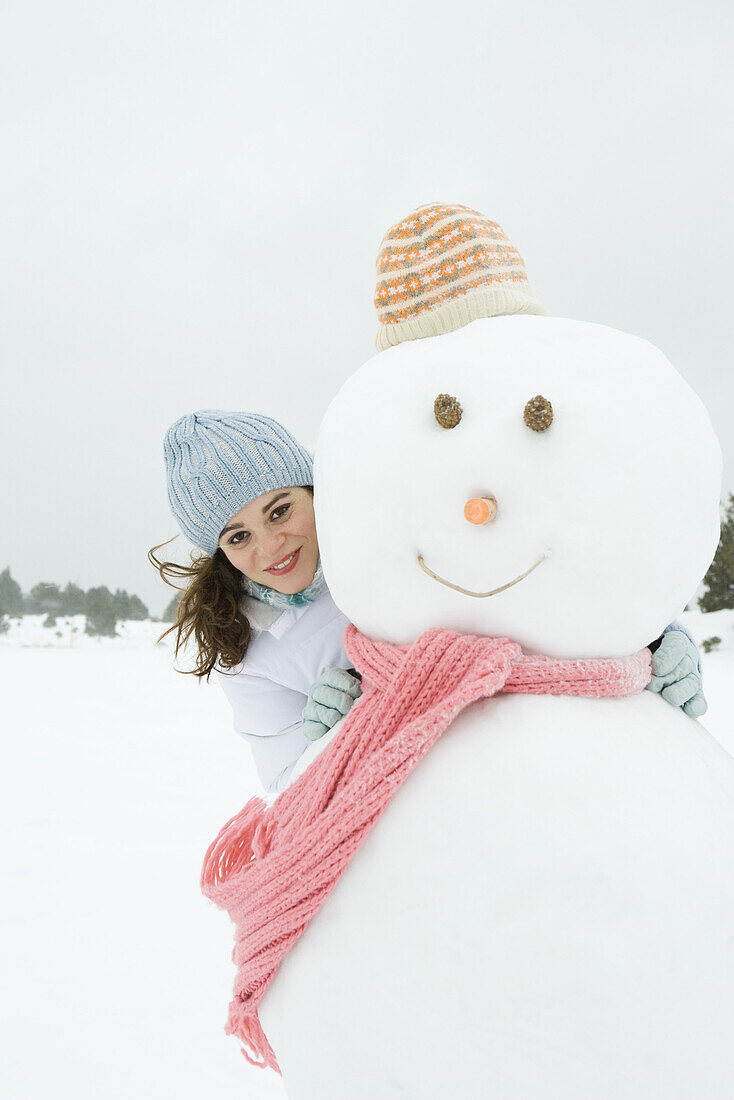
[646,630,707,717]
[302,668,363,742]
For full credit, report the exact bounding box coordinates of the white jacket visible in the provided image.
[215,588,352,795]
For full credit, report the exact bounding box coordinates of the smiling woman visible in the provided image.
[148,410,360,794]
[218,488,320,595]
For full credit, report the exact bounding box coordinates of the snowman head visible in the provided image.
[315,315,721,656]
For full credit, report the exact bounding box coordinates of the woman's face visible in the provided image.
[217,486,319,593]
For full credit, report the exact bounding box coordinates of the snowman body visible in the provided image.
[258,316,732,1096]
[262,692,734,1099]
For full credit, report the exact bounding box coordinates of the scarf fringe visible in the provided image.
[226,1002,281,1073]
[201,798,268,889]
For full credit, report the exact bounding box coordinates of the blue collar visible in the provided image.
[241,558,327,610]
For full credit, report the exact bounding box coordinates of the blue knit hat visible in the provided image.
[163,410,314,556]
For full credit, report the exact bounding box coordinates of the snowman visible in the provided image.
[242,206,734,1098]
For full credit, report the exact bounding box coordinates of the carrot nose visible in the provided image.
[464,496,498,525]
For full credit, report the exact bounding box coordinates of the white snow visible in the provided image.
[0,614,164,650]
[1,611,732,1097]
[263,688,734,1098]
[266,314,734,1097]
[1,619,288,1100]
[316,316,722,655]
[673,607,734,757]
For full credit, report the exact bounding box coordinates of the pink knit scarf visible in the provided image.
[201,625,651,1072]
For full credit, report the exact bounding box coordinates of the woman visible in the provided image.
[151,409,706,796]
[150,409,361,794]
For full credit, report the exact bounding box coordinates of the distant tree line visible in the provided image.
[0,568,172,638]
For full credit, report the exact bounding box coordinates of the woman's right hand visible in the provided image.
[302,668,362,742]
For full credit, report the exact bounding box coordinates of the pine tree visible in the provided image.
[127,594,149,620]
[699,493,734,612]
[0,568,24,615]
[0,595,8,634]
[85,587,117,637]
[26,582,63,615]
[112,589,132,619]
[162,593,182,622]
[112,589,149,621]
[61,582,86,615]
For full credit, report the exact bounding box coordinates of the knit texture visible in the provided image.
[163,410,313,556]
[374,203,547,350]
[201,624,651,1072]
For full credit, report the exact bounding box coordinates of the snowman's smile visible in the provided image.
[416,552,547,598]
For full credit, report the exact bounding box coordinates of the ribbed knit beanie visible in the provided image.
[163,410,314,556]
[374,202,546,350]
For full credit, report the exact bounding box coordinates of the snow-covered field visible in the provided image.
[1,612,733,1099]
[1,618,288,1100]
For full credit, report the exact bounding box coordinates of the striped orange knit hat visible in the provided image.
[374,202,546,350]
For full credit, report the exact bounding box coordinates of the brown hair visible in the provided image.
[148,540,251,679]
[150,485,314,680]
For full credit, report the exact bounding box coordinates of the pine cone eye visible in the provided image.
[523,395,553,432]
[434,393,462,429]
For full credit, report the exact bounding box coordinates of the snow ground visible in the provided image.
[1,612,732,1098]
[1,618,288,1100]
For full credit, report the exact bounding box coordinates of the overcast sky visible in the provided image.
[2,0,732,616]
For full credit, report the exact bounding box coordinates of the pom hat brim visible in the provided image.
[376,283,547,350]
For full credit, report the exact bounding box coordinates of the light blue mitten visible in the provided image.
[646,629,707,717]
[302,667,362,742]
